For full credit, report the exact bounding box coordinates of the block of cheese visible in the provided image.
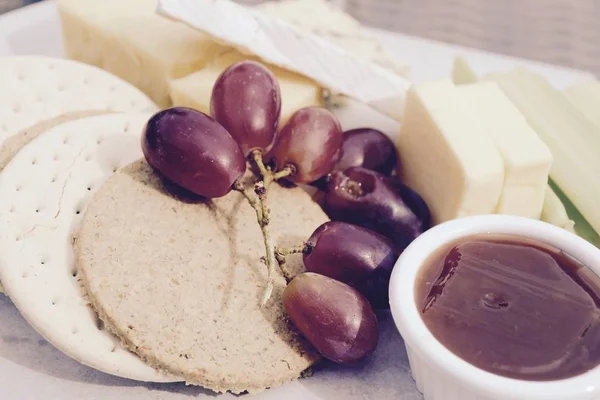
[483,68,600,235]
[169,51,322,124]
[457,82,553,219]
[396,80,505,224]
[564,81,600,128]
[58,0,230,107]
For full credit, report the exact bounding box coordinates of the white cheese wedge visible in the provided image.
[483,68,600,235]
[157,0,411,120]
[457,82,553,219]
[564,81,600,128]
[396,80,505,224]
[58,0,230,107]
[258,0,410,77]
[169,51,322,124]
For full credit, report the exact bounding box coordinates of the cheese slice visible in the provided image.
[457,82,553,219]
[169,51,322,124]
[483,68,600,235]
[58,0,230,107]
[396,80,505,224]
[564,81,600,128]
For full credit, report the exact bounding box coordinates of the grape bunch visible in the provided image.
[141,60,431,365]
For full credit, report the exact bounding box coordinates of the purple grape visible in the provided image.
[325,167,430,251]
[304,221,399,308]
[283,272,379,364]
[210,60,281,155]
[336,128,398,175]
[142,107,246,198]
[268,107,343,184]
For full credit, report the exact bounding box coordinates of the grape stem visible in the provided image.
[272,165,295,181]
[237,151,302,306]
[251,150,273,187]
[274,244,312,283]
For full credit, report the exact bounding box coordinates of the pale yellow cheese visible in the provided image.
[457,82,553,219]
[452,56,479,85]
[58,0,230,107]
[169,51,322,124]
[396,80,505,224]
[484,68,600,235]
[564,81,600,128]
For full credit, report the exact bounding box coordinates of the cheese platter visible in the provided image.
[0,1,599,400]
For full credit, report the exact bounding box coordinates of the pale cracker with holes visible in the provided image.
[75,160,330,393]
[0,55,157,153]
[0,113,179,382]
[0,55,157,293]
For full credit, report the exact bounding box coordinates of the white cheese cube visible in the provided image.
[58,0,229,107]
[169,51,322,124]
[457,82,553,219]
[396,80,505,224]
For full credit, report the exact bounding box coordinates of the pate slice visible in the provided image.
[0,113,178,382]
[76,160,329,394]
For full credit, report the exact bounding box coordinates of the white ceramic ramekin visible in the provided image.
[389,214,600,400]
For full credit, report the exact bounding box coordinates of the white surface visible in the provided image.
[0,114,180,383]
[0,55,157,146]
[389,215,600,400]
[0,1,596,399]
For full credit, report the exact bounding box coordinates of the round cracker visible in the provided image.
[0,110,111,172]
[0,111,111,295]
[76,160,329,394]
[0,56,157,148]
[0,113,179,382]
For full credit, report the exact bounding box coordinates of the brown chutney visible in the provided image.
[416,234,600,381]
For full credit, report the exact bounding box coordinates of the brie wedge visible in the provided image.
[258,0,410,77]
[157,0,411,120]
[457,82,553,219]
[396,80,505,224]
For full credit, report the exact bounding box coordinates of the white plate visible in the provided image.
[0,2,595,400]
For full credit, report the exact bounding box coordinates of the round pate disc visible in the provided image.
[0,55,157,149]
[0,114,179,382]
[76,160,330,394]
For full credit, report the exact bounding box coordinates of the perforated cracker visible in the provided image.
[0,113,179,382]
[0,56,157,149]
